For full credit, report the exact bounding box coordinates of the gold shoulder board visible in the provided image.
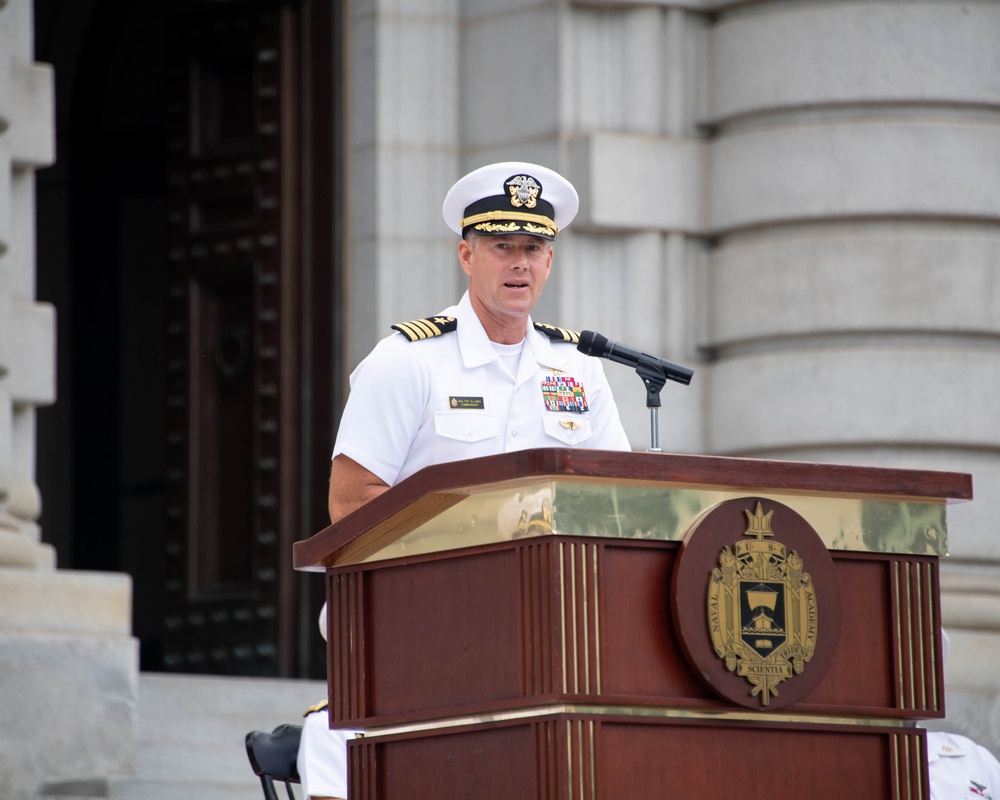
[533,322,580,344]
[391,316,458,342]
[303,698,329,718]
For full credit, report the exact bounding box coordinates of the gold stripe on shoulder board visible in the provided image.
[303,698,329,717]
[533,322,580,344]
[391,316,458,342]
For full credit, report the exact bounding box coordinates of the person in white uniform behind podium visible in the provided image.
[927,731,1000,800]
[299,161,633,799]
[297,603,353,800]
[927,630,1000,799]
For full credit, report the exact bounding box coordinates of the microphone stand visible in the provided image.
[635,354,668,453]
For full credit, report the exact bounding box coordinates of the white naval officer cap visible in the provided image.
[442,161,580,240]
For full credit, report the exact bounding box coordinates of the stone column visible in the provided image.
[0,2,138,796]
[345,0,462,370]
[701,0,1000,751]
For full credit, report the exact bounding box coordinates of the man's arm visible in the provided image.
[328,454,390,524]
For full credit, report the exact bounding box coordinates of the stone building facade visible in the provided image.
[0,1,137,798]
[3,0,1000,794]
[341,0,1000,745]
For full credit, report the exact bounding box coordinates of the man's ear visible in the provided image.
[457,239,474,278]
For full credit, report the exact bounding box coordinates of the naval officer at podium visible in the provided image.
[298,161,633,800]
[326,160,631,524]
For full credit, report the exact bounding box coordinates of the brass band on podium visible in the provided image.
[357,480,949,565]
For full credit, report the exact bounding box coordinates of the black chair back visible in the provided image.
[245,724,303,800]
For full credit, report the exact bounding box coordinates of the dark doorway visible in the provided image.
[34,0,342,679]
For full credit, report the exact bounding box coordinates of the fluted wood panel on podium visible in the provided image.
[294,448,971,800]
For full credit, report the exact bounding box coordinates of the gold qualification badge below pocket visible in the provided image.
[542,414,593,445]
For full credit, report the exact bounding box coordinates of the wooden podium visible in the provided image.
[294,449,972,799]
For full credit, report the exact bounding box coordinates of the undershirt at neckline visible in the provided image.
[491,339,524,378]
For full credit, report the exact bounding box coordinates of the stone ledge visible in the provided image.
[0,567,132,635]
[40,777,260,800]
[569,132,707,234]
[710,120,1000,232]
[0,527,41,567]
[9,61,55,169]
[7,300,56,404]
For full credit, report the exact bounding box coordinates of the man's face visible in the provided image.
[458,233,553,329]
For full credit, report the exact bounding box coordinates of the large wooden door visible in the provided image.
[35,0,342,677]
[160,0,320,676]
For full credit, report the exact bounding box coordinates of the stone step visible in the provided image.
[132,739,262,784]
[136,710,310,750]
[42,673,323,800]
[41,776,302,800]
[136,674,323,786]
[139,673,326,727]
[136,674,325,746]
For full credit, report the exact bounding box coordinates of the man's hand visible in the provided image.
[328,455,390,524]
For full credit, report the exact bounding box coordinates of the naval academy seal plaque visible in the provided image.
[672,497,842,710]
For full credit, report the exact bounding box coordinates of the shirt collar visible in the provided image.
[524,318,570,373]
[449,291,571,374]
[452,291,501,368]
[926,732,972,763]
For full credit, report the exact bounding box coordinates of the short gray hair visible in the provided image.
[463,231,554,250]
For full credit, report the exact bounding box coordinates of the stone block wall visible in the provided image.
[0,0,54,568]
[0,2,138,796]
[6,0,1000,788]
[349,0,1000,752]
[697,0,1000,748]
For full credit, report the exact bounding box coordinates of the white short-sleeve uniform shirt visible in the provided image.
[928,731,1000,800]
[313,291,629,797]
[332,291,631,483]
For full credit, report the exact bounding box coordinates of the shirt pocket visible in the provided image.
[542,414,594,446]
[434,411,500,444]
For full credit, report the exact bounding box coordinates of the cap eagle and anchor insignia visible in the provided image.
[708,502,819,707]
[506,174,540,209]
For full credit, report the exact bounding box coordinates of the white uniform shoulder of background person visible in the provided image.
[297,603,359,800]
[927,731,1000,800]
[926,631,1000,800]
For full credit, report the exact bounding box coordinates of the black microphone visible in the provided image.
[577,330,694,386]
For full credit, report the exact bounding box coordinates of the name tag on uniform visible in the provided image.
[449,396,485,410]
[541,376,589,413]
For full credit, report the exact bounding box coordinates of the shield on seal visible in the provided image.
[739,581,787,658]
